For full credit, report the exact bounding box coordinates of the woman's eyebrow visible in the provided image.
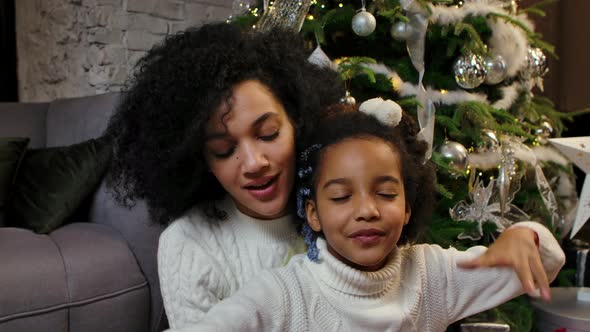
[252,112,279,127]
[204,112,280,141]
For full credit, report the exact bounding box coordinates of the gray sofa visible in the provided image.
[0,93,166,332]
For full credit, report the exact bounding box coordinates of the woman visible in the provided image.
[105,23,556,330]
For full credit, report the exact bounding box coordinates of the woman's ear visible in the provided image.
[305,199,322,232]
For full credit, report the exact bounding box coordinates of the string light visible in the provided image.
[339,3,344,7]
[307,14,314,20]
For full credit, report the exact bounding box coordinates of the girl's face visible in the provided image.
[204,80,296,219]
[305,137,411,271]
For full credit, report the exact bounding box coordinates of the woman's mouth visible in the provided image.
[244,174,280,200]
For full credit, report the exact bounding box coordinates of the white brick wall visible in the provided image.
[16,0,234,102]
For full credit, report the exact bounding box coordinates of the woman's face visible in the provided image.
[204,80,296,219]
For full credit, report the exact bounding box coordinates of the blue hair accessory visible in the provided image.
[302,223,320,262]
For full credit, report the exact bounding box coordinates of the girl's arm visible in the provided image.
[158,221,230,329]
[457,221,565,301]
[428,221,565,324]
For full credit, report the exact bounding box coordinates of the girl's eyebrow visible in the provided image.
[375,175,401,184]
[322,178,350,189]
[204,112,279,141]
[322,175,401,189]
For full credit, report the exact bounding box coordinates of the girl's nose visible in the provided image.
[354,194,380,222]
[241,142,270,174]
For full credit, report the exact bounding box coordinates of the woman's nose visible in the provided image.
[241,142,269,174]
[354,194,380,222]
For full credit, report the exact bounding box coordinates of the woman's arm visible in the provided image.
[158,220,230,329]
[163,270,285,332]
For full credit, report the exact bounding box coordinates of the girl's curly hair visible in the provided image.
[296,104,437,246]
[104,23,344,225]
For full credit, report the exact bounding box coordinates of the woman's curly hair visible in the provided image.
[104,23,344,225]
[296,104,437,246]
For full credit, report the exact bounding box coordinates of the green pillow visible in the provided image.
[7,137,111,234]
[0,138,30,227]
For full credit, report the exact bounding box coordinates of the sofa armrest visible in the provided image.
[89,181,165,332]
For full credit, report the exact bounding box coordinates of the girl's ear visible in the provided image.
[404,205,411,225]
[305,199,322,232]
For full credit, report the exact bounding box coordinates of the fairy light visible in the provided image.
[339,3,344,7]
[478,172,483,177]
[307,14,314,20]
[321,4,325,8]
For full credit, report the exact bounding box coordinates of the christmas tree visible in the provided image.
[233,0,584,330]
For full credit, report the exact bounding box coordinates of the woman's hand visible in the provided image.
[457,227,551,302]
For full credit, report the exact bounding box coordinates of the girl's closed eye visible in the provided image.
[378,191,398,199]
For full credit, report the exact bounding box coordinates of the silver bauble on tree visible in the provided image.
[480,129,500,151]
[390,21,413,41]
[521,47,548,79]
[351,8,376,37]
[453,53,487,89]
[483,54,507,85]
[437,141,469,172]
[535,120,555,144]
[340,91,356,105]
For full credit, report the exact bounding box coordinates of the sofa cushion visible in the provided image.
[0,138,30,227]
[0,223,149,331]
[7,137,111,234]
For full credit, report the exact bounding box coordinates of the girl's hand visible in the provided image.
[457,227,551,302]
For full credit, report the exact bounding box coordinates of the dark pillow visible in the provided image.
[7,137,111,234]
[0,138,30,227]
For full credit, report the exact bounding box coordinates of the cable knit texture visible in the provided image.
[158,196,306,329]
[168,221,564,332]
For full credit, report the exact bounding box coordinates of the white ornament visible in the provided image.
[359,97,403,127]
[549,137,590,238]
[351,8,376,37]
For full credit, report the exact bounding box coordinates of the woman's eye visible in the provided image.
[213,148,235,159]
[259,131,279,141]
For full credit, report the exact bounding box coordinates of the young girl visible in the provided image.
[166,101,565,331]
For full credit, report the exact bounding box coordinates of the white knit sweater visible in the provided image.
[158,197,306,329]
[169,221,565,332]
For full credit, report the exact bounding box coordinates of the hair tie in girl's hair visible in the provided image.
[359,97,403,127]
[302,223,320,262]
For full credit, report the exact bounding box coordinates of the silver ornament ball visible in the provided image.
[453,53,487,89]
[522,47,548,79]
[480,129,499,150]
[340,91,356,105]
[484,55,507,85]
[351,9,376,37]
[437,141,469,171]
[390,21,412,41]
